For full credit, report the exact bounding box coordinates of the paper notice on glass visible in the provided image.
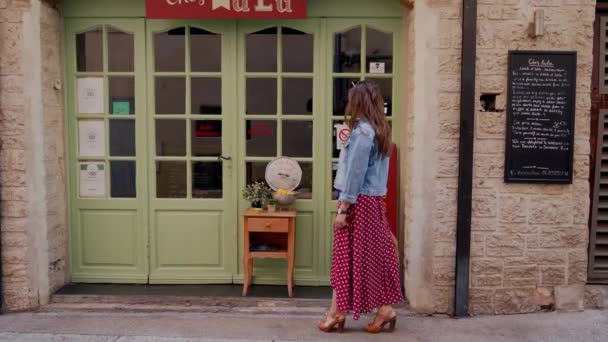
[77,78,104,114]
[334,123,351,150]
[78,120,105,157]
[79,162,106,198]
[370,62,386,74]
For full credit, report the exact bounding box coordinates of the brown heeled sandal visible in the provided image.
[365,314,397,333]
[318,314,346,333]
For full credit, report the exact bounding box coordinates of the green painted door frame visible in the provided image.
[65,14,402,285]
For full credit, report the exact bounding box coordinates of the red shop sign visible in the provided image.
[146,0,307,19]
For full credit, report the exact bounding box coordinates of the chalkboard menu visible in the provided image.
[505,51,577,183]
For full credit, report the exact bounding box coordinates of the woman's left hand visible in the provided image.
[334,213,347,229]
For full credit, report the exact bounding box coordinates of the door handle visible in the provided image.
[218,155,232,161]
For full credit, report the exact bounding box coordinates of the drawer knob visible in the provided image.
[265,223,271,227]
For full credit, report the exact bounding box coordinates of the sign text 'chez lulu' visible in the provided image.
[146,0,306,19]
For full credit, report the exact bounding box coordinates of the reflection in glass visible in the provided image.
[191,77,221,114]
[192,162,223,199]
[156,161,187,198]
[367,78,393,116]
[283,78,313,115]
[154,27,185,72]
[76,26,103,72]
[283,121,313,158]
[246,78,277,115]
[110,120,136,156]
[333,78,360,115]
[156,119,186,156]
[111,161,136,198]
[246,120,277,157]
[190,28,221,72]
[282,27,313,73]
[297,162,313,199]
[108,26,134,72]
[109,77,135,115]
[246,162,268,185]
[192,120,222,157]
[334,27,361,73]
[155,77,185,114]
[332,166,339,200]
[366,28,393,74]
[246,27,277,72]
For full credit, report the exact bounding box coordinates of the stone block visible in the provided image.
[433,286,454,315]
[1,200,28,218]
[471,258,503,275]
[567,249,587,285]
[476,111,505,138]
[498,223,537,234]
[473,275,503,287]
[1,231,27,247]
[528,197,573,224]
[474,154,504,178]
[469,288,495,304]
[433,242,456,257]
[584,285,608,310]
[485,234,525,257]
[473,139,504,154]
[437,154,459,178]
[504,277,538,287]
[555,285,585,312]
[541,266,566,286]
[494,288,538,314]
[472,218,498,232]
[470,303,495,316]
[533,287,555,307]
[472,233,485,257]
[505,266,538,279]
[435,139,460,154]
[539,226,588,249]
[472,190,497,218]
[438,110,460,139]
[499,195,526,223]
[434,186,457,223]
[524,250,568,266]
[573,155,590,179]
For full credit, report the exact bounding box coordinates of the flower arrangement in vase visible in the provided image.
[242,181,272,211]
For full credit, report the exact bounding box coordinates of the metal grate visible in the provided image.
[590,109,608,282]
[600,16,608,94]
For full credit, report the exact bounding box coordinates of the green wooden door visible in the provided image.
[235,20,324,285]
[65,19,149,282]
[146,20,238,283]
[65,16,402,285]
[322,19,403,280]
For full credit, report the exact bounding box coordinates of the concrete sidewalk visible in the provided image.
[0,309,606,342]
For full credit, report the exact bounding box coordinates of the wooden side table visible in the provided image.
[242,209,297,297]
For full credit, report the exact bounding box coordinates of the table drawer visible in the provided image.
[247,218,289,233]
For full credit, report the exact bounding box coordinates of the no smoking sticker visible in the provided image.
[334,123,351,150]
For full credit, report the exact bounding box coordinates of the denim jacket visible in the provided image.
[334,121,389,204]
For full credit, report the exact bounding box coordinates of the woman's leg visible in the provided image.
[325,290,344,321]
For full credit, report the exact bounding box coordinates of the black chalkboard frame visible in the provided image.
[504,50,577,184]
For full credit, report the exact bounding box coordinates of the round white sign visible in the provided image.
[265,157,302,191]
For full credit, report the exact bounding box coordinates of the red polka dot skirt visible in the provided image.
[330,195,404,320]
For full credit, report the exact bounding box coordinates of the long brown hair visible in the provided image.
[345,80,392,157]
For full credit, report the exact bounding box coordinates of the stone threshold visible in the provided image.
[45,284,413,317]
[46,294,414,317]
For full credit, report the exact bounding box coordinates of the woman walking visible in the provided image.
[318,80,403,333]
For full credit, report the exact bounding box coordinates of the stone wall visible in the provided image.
[402,0,463,314]
[468,0,594,315]
[404,0,594,316]
[0,0,67,311]
[41,0,68,295]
